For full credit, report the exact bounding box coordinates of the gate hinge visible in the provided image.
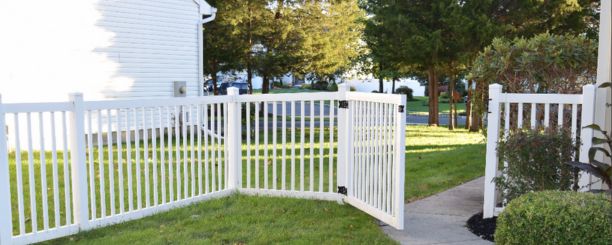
[339,100,349,109]
[338,186,347,195]
[398,105,405,113]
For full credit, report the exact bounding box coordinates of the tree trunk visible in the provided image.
[427,67,439,126]
[392,77,397,94]
[247,2,254,95]
[378,63,384,93]
[247,65,253,94]
[262,74,270,94]
[211,67,219,95]
[448,75,456,130]
[469,81,482,132]
[465,79,472,129]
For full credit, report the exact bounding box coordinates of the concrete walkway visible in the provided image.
[383,177,492,245]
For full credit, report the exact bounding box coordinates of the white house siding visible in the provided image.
[1,0,208,150]
[0,0,203,103]
[95,0,203,99]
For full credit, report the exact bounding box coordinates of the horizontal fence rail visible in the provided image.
[0,85,406,244]
[483,84,596,218]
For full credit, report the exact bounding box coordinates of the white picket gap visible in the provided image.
[483,84,596,218]
[0,85,407,244]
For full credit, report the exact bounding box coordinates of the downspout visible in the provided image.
[199,7,216,96]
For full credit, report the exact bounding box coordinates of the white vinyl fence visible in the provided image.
[0,85,406,244]
[483,84,596,218]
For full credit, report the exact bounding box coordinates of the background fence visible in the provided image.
[483,84,596,218]
[0,85,406,244]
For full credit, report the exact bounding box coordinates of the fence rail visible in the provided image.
[0,85,406,244]
[483,84,596,218]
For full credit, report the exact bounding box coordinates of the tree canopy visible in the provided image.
[203,0,365,94]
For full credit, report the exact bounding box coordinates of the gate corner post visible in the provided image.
[68,93,90,230]
[483,84,502,218]
[227,87,242,190]
[578,84,596,190]
[336,84,349,194]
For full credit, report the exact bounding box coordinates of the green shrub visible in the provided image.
[440,92,449,99]
[495,191,612,245]
[395,86,414,101]
[495,128,577,201]
[327,82,338,91]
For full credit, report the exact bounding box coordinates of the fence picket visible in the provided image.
[152,108,158,205]
[107,109,115,215]
[50,112,60,228]
[117,109,125,213]
[300,101,305,191]
[319,101,324,192]
[86,111,96,218]
[144,108,150,208]
[282,102,287,191]
[158,107,166,203]
[246,103,251,189]
[272,102,277,190]
[12,114,25,234]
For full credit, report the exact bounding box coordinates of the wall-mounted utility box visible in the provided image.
[174,81,187,97]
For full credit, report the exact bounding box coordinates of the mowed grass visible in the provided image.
[6,125,484,243]
[42,195,396,245]
[405,126,485,201]
[253,87,322,94]
[406,96,466,116]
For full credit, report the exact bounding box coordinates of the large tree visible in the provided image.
[364,0,463,125]
[295,1,365,83]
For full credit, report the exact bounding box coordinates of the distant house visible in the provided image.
[0,0,217,103]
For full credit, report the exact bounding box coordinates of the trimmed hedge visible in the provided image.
[495,191,612,245]
[395,86,414,101]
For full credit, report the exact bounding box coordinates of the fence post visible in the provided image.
[578,85,596,190]
[226,87,241,190]
[483,84,502,218]
[0,95,14,245]
[68,93,90,230]
[336,84,349,195]
[394,95,406,230]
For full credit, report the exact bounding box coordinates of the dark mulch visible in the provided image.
[466,212,497,242]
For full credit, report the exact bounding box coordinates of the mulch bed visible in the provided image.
[466,212,497,242]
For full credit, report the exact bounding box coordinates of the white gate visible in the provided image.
[0,85,406,244]
[341,92,406,229]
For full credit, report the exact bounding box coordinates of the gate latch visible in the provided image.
[338,186,347,195]
[339,100,349,109]
[398,105,405,113]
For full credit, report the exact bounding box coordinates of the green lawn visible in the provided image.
[404,126,485,201]
[8,126,484,244]
[253,87,322,94]
[407,96,466,116]
[42,195,395,245]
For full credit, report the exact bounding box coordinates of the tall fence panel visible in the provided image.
[236,91,343,201]
[0,86,407,244]
[483,84,596,218]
